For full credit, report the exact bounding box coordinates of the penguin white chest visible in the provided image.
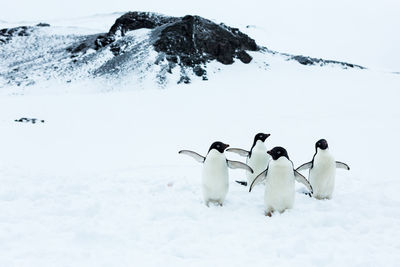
[202,150,229,204]
[310,150,336,199]
[247,141,270,185]
[264,158,295,213]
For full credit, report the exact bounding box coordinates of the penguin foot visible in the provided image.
[235,180,248,186]
[265,211,273,217]
[205,200,224,207]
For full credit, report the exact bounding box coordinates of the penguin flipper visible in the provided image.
[296,162,312,171]
[227,160,254,173]
[226,148,250,157]
[249,168,268,192]
[178,150,205,163]
[294,170,313,194]
[336,161,350,170]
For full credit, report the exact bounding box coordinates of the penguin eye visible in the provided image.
[277,151,281,154]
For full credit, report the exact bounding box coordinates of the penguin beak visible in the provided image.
[225,144,230,150]
[267,150,272,155]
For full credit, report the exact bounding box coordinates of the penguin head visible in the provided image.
[254,133,271,143]
[208,141,229,154]
[315,139,329,151]
[250,133,271,154]
[267,146,289,160]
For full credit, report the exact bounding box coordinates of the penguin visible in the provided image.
[226,133,271,187]
[296,139,350,200]
[249,146,313,216]
[179,141,254,206]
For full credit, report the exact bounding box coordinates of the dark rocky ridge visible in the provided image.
[89,12,259,79]
[289,55,363,69]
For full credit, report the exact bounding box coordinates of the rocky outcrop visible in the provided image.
[88,12,258,79]
[290,55,364,69]
[0,23,49,44]
[0,26,31,44]
[94,12,178,49]
[152,15,257,66]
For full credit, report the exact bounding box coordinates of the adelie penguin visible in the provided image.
[227,133,271,187]
[179,141,254,207]
[249,147,313,217]
[296,139,350,200]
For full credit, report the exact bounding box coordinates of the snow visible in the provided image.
[1,4,400,266]
[1,56,400,266]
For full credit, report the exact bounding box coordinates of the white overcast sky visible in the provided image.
[1,0,399,71]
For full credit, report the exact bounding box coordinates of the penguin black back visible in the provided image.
[267,147,289,160]
[208,141,229,154]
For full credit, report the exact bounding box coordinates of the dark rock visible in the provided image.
[87,12,259,82]
[108,11,178,36]
[67,33,104,54]
[95,34,115,49]
[292,55,314,66]
[236,50,253,63]
[193,65,206,77]
[153,15,258,67]
[94,12,178,50]
[0,24,51,45]
[0,26,31,44]
[15,117,45,124]
[71,43,87,53]
[178,75,191,84]
[110,43,121,56]
[36,23,50,27]
[290,55,365,69]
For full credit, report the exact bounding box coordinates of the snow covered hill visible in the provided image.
[0,12,363,89]
[0,10,400,267]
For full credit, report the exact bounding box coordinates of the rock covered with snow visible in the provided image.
[0,11,364,88]
[94,12,258,66]
[71,12,259,81]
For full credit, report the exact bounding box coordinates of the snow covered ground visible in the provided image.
[1,56,400,266]
[1,3,400,265]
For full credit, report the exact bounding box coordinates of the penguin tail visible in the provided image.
[235,180,248,186]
